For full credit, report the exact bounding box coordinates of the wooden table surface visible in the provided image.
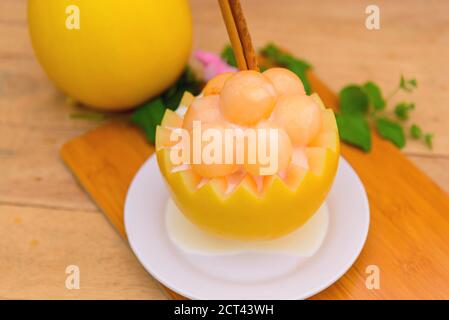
[0,0,448,299]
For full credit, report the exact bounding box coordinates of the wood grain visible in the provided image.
[408,155,449,195]
[60,70,449,299]
[228,0,259,71]
[0,204,166,300]
[0,124,98,211]
[61,121,153,238]
[60,120,185,300]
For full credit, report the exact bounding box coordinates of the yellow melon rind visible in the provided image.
[179,91,194,108]
[156,144,339,240]
[322,108,338,132]
[310,130,339,153]
[155,126,174,151]
[310,92,325,110]
[281,164,307,190]
[161,109,183,129]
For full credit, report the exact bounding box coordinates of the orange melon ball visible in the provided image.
[273,94,322,146]
[202,72,235,96]
[243,123,293,176]
[220,70,277,126]
[190,123,240,179]
[182,95,222,131]
[263,67,305,96]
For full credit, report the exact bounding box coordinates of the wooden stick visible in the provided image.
[228,0,259,71]
[218,0,259,71]
[218,0,247,70]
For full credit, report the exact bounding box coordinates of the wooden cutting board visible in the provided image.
[61,71,449,299]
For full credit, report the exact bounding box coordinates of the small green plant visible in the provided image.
[336,76,433,151]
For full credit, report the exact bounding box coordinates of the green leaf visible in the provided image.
[375,117,406,148]
[259,65,268,72]
[424,133,434,149]
[394,102,415,120]
[131,98,166,143]
[220,45,237,67]
[336,112,372,152]
[362,81,385,111]
[259,43,279,60]
[410,124,422,139]
[339,85,369,115]
[399,75,418,92]
[162,66,202,110]
[259,43,312,94]
[163,90,185,111]
[259,43,312,70]
[399,75,405,88]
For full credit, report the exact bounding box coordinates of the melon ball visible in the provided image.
[220,70,277,126]
[202,72,235,96]
[183,95,222,131]
[273,94,322,146]
[190,123,240,178]
[263,67,305,96]
[243,123,292,176]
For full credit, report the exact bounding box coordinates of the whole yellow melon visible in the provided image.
[28,0,192,110]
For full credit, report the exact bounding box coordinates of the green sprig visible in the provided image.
[375,117,405,149]
[394,102,415,120]
[400,75,418,92]
[336,75,433,151]
[410,124,422,139]
[424,133,434,149]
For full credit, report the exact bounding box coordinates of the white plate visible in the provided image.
[125,156,370,300]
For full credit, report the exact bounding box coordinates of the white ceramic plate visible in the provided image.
[124,156,370,300]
